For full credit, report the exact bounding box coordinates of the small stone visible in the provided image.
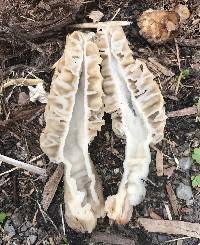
[20,221,32,232]
[176,183,193,201]
[4,220,16,237]
[18,92,29,105]
[179,157,193,170]
[11,211,23,228]
[27,235,37,244]
[114,168,119,174]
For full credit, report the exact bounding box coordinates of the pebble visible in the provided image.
[176,183,193,202]
[179,157,193,170]
[11,211,23,228]
[4,220,16,237]
[27,235,37,244]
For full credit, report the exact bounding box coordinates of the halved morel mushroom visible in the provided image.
[40,31,105,233]
[96,24,166,224]
[137,9,180,44]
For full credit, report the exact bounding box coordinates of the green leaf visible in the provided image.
[181,69,190,80]
[0,212,7,224]
[192,147,200,164]
[63,237,69,245]
[191,175,200,188]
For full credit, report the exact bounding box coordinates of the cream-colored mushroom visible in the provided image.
[96,25,166,224]
[40,31,104,233]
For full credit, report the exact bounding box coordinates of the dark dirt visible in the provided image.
[0,0,200,245]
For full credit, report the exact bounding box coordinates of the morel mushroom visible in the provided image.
[96,24,166,224]
[40,31,105,233]
[137,9,180,44]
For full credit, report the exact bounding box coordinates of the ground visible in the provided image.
[0,0,200,244]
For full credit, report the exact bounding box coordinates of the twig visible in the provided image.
[0,167,18,177]
[60,204,66,236]
[175,71,183,95]
[111,8,121,21]
[164,203,172,220]
[175,38,181,70]
[156,149,164,176]
[167,106,197,118]
[90,232,135,245]
[164,237,191,244]
[138,218,200,239]
[37,200,60,235]
[72,21,131,28]
[0,154,46,176]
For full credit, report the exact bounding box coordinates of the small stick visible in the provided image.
[72,21,131,29]
[138,218,200,239]
[0,167,18,177]
[175,38,181,70]
[0,154,46,176]
[164,203,173,220]
[60,204,66,236]
[167,106,197,118]
[111,8,121,21]
[175,71,183,95]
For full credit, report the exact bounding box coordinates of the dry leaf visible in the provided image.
[28,83,48,103]
[137,9,180,44]
[174,4,190,22]
[41,163,64,211]
[88,10,104,23]
[166,182,179,216]
[148,208,162,220]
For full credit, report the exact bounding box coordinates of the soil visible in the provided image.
[0,0,200,245]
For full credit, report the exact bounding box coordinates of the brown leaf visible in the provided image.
[41,164,64,211]
[148,208,162,220]
[166,182,179,216]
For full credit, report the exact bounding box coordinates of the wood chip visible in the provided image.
[156,149,164,176]
[167,106,197,117]
[90,232,136,245]
[138,218,200,239]
[41,163,64,211]
[148,208,162,220]
[166,183,179,216]
[148,58,175,77]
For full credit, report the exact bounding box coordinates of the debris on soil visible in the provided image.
[148,208,162,220]
[156,149,164,176]
[4,220,16,238]
[0,154,46,176]
[167,106,197,117]
[138,218,200,239]
[179,157,193,170]
[163,166,176,178]
[137,9,180,44]
[90,232,136,245]
[41,163,64,211]
[28,83,47,103]
[88,10,104,23]
[176,183,193,203]
[166,182,179,216]
[174,4,190,22]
